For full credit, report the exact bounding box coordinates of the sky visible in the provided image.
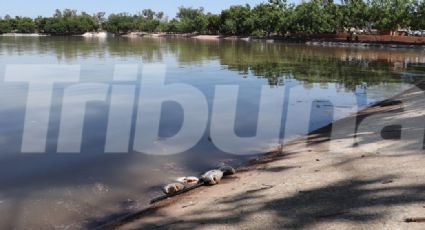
[0,0,292,19]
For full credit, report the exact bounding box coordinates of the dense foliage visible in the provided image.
[0,16,36,33]
[1,0,425,36]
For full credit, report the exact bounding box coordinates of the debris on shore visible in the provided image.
[175,176,199,185]
[152,165,236,204]
[404,217,425,223]
[201,170,224,185]
[162,183,185,195]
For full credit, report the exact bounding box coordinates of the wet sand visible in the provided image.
[115,82,425,229]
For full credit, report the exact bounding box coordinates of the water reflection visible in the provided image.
[0,37,423,88]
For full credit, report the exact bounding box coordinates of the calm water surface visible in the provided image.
[0,37,423,229]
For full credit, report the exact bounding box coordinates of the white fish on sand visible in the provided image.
[162,183,185,195]
[176,176,199,185]
[201,170,223,185]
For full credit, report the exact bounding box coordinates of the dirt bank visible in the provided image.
[111,82,425,230]
[126,34,425,48]
[0,33,49,37]
[5,33,425,48]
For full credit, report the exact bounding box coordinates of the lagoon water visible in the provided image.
[0,36,423,228]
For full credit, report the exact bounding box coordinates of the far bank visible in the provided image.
[3,32,425,48]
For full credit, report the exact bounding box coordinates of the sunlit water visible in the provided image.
[0,36,423,229]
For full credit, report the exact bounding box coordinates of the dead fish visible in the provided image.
[219,165,236,176]
[176,176,199,185]
[201,170,223,185]
[162,183,185,195]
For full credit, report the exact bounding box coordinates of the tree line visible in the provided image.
[1,0,425,36]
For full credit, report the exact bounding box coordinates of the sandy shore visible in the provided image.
[4,33,425,48]
[0,33,49,37]
[109,82,425,230]
[117,34,425,47]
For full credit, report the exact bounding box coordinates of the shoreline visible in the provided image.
[0,33,49,37]
[3,32,425,48]
[95,82,425,229]
[139,34,425,48]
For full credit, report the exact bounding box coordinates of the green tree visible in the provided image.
[323,1,345,33]
[94,12,106,30]
[252,3,285,36]
[176,7,207,33]
[269,0,289,9]
[288,0,333,34]
[5,2,425,36]
[341,0,370,30]
[206,14,220,34]
[13,17,36,33]
[164,19,180,33]
[35,16,48,32]
[370,0,414,32]
[39,9,99,35]
[220,5,254,35]
[142,19,161,32]
[105,13,135,34]
[142,9,155,20]
[0,18,12,34]
[156,12,165,20]
[132,9,165,32]
[410,0,425,29]
[221,18,237,35]
[43,17,67,34]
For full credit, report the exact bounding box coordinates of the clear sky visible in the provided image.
[0,0,289,19]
